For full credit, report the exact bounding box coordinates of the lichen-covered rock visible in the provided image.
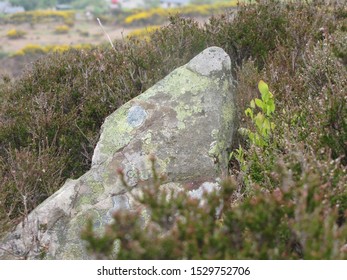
[0,47,236,259]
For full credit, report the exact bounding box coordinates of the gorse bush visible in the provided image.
[126,25,161,40]
[4,10,75,25]
[54,25,70,34]
[12,44,92,57]
[1,0,346,259]
[12,44,46,56]
[6,29,26,39]
[123,1,238,26]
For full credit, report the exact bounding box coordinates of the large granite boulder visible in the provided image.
[0,47,236,259]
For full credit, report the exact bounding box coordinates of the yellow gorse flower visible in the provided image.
[124,1,238,25]
[13,44,92,56]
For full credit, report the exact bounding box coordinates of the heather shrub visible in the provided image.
[82,156,347,259]
[0,144,67,236]
[299,39,347,164]
[234,1,346,198]
[149,15,208,64]
[82,1,347,259]
[205,0,287,67]
[332,30,347,65]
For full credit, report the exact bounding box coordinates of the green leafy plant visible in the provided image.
[242,80,275,148]
[230,80,277,190]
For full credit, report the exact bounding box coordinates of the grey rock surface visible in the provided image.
[0,47,236,259]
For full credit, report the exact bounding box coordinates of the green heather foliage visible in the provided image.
[1,0,347,258]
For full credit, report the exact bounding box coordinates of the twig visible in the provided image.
[97,17,115,50]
